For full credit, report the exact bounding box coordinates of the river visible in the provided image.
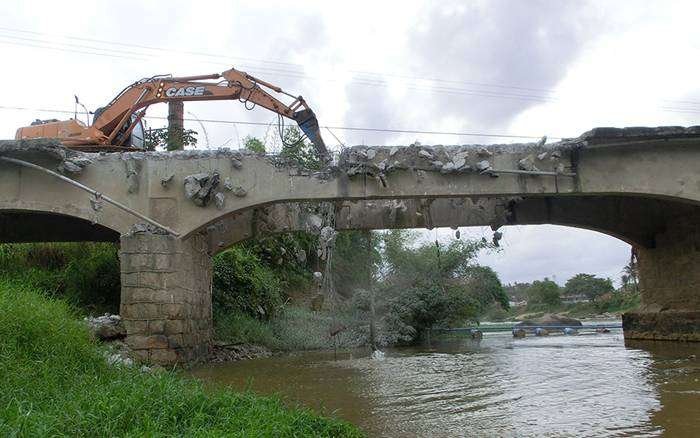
[190,328,700,437]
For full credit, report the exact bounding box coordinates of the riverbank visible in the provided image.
[0,279,362,437]
[485,290,640,322]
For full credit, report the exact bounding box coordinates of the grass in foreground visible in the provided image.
[0,280,362,437]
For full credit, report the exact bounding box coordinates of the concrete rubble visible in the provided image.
[232,186,247,197]
[184,172,220,206]
[0,138,93,175]
[305,214,323,233]
[128,222,169,235]
[214,192,226,210]
[122,157,141,193]
[518,155,539,172]
[318,225,337,261]
[223,177,234,191]
[85,313,126,341]
[337,141,573,180]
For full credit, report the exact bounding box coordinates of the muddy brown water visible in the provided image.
[189,329,700,437]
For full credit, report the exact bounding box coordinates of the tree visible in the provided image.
[378,230,500,343]
[504,282,530,303]
[527,278,561,308]
[564,273,614,301]
[462,266,509,311]
[280,126,322,170]
[144,127,198,151]
[244,136,266,153]
[212,247,282,320]
[332,230,381,299]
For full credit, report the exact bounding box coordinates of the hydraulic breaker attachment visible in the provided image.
[294,108,331,164]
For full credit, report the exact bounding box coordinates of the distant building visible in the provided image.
[561,293,589,304]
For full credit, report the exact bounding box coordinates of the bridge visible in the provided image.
[2,125,699,364]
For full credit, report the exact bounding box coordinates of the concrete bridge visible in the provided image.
[2,125,699,363]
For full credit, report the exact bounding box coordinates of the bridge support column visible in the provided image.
[119,232,212,364]
[623,214,700,342]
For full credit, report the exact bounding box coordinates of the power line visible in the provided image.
[0,26,589,102]
[0,34,554,103]
[0,26,301,69]
[2,27,699,112]
[0,25,552,93]
[0,105,559,140]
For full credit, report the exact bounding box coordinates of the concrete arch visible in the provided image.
[193,193,700,256]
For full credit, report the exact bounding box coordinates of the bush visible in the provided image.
[0,280,361,437]
[0,243,122,315]
[63,244,121,313]
[213,247,283,320]
[215,312,277,346]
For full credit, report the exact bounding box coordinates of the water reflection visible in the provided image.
[189,332,700,437]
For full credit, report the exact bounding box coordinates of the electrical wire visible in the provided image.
[0,104,562,139]
[3,30,700,113]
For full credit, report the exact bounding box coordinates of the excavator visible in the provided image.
[15,66,330,163]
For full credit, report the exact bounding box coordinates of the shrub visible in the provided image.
[215,312,277,346]
[0,243,121,315]
[63,243,121,314]
[213,247,283,320]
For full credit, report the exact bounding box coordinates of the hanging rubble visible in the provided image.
[183,171,220,207]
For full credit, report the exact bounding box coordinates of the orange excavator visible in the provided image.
[15,66,330,163]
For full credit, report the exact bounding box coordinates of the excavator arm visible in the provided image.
[18,67,330,163]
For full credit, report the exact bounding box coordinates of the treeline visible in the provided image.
[501,260,640,318]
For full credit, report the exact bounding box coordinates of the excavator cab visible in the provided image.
[91,107,145,149]
[126,114,145,149]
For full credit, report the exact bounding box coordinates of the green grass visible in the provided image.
[0,242,121,315]
[0,279,362,437]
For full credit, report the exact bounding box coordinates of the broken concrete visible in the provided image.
[122,157,141,194]
[85,313,126,341]
[223,177,234,191]
[214,192,225,210]
[183,172,220,207]
[518,155,539,172]
[232,186,247,198]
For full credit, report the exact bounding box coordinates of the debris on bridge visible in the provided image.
[184,171,220,207]
[214,192,226,210]
[128,222,170,235]
[0,138,93,175]
[336,140,569,181]
[122,157,141,193]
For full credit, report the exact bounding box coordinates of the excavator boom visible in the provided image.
[15,67,330,163]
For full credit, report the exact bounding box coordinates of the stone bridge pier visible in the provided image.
[623,212,700,342]
[119,232,211,363]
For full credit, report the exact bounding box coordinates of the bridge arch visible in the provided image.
[191,193,700,257]
[0,207,120,243]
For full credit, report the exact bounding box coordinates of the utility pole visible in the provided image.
[167,101,184,151]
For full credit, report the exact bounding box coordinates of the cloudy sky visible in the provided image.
[2,1,699,285]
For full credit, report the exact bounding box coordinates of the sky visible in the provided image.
[1,0,699,285]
